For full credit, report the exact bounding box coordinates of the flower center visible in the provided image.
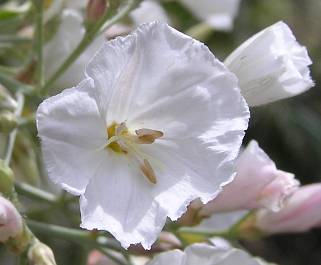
[106,122,163,184]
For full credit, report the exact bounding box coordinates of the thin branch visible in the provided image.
[15,182,58,204]
[41,0,143,95]
[4,92,25,166]
[27,220,123,252]
[34,0,44,89]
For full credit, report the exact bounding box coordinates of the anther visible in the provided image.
[140,159,157,184]
[135,128,164,144]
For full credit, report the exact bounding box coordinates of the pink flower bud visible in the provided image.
[198,140,299,216]
[86,0,107,23]
[0,196,22,242]
[256,184,321,234]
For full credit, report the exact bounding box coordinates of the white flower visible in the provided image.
[179,0,241,31]
[37,22,249,249]
[225,21,314,106]
[130,0,170,25]
[147,243,262,265]
[44,9,104,91]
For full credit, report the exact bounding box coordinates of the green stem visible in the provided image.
[34,0,44,89]
[4,92,24,166]
[0,72,32,94]
[27,220,123,252]
[17,114,36,127]
[15,182,58,204]
[178,227,229,238]
[185,22,214,41]
[41,0,142,95]
[0,35,31,44]
[98,247,128,265]
[0,65,18,75]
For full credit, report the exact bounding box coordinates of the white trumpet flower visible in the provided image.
[130,0,170,25]
[225,21,314,106]
[147,243,262,265]
[37,22,249,249]
[179,0,241,31]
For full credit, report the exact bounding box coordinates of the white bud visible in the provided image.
[225,21,314,106]
[28,240,57,265]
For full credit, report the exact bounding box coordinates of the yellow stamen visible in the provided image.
[106,122,163,184]
[140,159,157,184]
[106,123,128,154]
[135,128,164,144]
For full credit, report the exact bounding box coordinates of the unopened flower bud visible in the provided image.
[198,140,299,215]
[0,111,18,133]
[225,21,314,106]
[0,196,23,243]
[180,140,299,225]
[28,240,57,265]
[157,232,182,250]
[0,160,15,194]
[86,0,108,23]
[255,184,321,234]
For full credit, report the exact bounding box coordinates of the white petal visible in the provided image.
[82,22,249,248]
[179,0,241,31]
[147,250,184,265]
[147,243,262,265]
[185,244,259,265]
[80,153,168,249]
[86,22,249,137]
[225,21,314,106]
[37,79,107,194]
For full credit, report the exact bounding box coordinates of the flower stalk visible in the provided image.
[4,92,24,167]
[33,0,45,90]
[15,182,58,204]
[185,22,214,41]
[27,220,123,252]
[41,0,143,95]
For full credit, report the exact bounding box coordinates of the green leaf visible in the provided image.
[0,9,20,20]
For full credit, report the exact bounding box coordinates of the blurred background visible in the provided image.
[0,0,321,264]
